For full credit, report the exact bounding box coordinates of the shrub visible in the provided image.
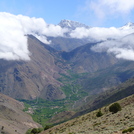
[109,103,121,114]
[37,128,43,133]
[25,128,44,134]
[31,128,38,134]
[122,127,134,133]
[44,125,53,130]
[96,110,103,117]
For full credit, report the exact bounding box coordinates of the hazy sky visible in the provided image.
[0,0,134,27]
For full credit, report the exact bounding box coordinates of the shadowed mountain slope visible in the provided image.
[72,76,134,117]
[61,42,119,73]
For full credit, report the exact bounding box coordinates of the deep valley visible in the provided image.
[0,19,134,134]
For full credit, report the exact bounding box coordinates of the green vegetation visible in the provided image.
[122,127,134,133]
[22,98,67,126]
[61,84,88,101]
[58,71,87,84]
[22,71,88,127]
[96,110,103,117]
[59,71,88,103]
[44,125,53,130]
[26,125,54,134]
[26,128,44,134]
[22,87,87,127]
[23,103,31,112]
[109,103,121,114]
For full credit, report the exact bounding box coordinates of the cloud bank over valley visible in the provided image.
[0,12,68,60]
[0,12,134,61]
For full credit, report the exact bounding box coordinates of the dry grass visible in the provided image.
[40,95,134,134]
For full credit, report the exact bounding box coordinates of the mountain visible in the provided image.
[46,70,134,125]
[73,75,134,115]
[0,34,133,101]
[48,20,92,51]
[0,35,66,100]
[120,22,134,30]
[47,36,90,52]
[58,19,90,30]
[40,94,134,134]
[61,42,119,73]
[0,17,134,133]
[0,35,122,101]
[78,60,134,94]
[0,93,41,134]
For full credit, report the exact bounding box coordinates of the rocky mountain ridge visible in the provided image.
[58,19,90,30]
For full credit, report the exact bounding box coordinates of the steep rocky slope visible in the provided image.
[40,94,134,134]
[0,35,66,100]
[0,93,41,134]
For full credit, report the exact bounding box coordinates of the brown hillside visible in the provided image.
[40,94,134,134]
[0,93,41,134]
[0,35,66,100]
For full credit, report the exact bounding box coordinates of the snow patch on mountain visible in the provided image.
[119,22,134,30]
[58,19,90,30]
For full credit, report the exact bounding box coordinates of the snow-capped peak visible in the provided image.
[58,19,90,30]
[120,22,134,30]
[125,22,134,27]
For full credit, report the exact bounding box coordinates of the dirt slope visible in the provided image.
[0,93,41,134]
[40,94,134,134]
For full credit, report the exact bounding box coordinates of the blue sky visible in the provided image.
[0,0,134,27]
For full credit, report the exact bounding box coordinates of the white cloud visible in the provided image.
[70,25,134,61]
[1,12,134,62]
[0,12,68,61]
[91,33,134,61]
[0,12,30,60]
[70,26,134,41]
[109,48,134,61]
[89,0,134,19]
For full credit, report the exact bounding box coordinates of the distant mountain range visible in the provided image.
[49,20,134,51]
[58,20,134,30]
